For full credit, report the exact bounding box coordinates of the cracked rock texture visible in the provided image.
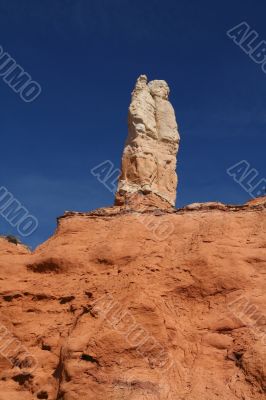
[0,197,265,399]
[115,75,180,207]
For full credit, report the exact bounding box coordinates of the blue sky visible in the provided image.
[0,0,265,248]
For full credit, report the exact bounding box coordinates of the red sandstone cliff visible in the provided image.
[0,197,265,399]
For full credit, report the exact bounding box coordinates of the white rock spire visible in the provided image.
[115,75,180,207]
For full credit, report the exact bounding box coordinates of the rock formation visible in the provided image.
[115,75,180,208]
[0,197,265,399]
[0,76,265,399]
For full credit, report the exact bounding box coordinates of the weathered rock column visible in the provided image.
[115,75,180,208]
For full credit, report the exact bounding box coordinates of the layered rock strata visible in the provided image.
[0,197,265,399]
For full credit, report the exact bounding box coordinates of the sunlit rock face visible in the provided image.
[0,197,265,399]
[115,75,180,208]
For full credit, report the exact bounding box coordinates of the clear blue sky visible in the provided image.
[0,0,265,248]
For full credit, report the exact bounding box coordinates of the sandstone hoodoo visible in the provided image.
[115,75,180,208]
[0,76,265,400]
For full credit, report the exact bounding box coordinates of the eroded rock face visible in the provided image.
[115,75,180,207]
[0,197,265,399]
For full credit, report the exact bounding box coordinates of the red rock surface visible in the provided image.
[0,197,265,399]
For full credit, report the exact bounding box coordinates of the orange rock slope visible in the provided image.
[0,196,265,400]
